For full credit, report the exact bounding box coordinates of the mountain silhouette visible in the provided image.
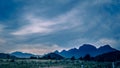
[0,53,17,59]
[97,44,116,55]
[95,51,120,62]
[41,53,64,60]
[55,44,117,58]
[11,51,34,58]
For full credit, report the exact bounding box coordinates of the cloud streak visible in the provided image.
[12,5,81,36]
[0,0,120,54]
[10,44,64,55]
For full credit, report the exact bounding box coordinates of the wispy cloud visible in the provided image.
[0,38,6,44]
[0,24,5,32]
[12,15,55,35]
[11,6,81,36]
[0,0,120,54]
[10,44,64,55]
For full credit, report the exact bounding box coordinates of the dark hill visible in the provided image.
[55,44,118,58]
[0,53,16,59]
[42,53,64,60]
[95,51,120,62]
[11,51,34,58]
[97,45,117,55]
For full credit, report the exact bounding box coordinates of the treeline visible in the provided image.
[29,51,120,62]
[70,51,120,62]
[1,51,120,62]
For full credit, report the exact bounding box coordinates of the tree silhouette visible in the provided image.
[30,56,37,59]
[83,54,91,61]
[71,56,75,60]
[79,57,83,60]
[48,55,51,59]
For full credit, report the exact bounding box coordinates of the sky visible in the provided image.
[0,0,120,55]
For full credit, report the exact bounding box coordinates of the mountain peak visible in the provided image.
[79,44,97,50]
[98,44,113,49]
[57,44,118,58]
[11,51,34,58]
[54,50,59,54]
[97,44,117,55]
[42,53,64,60]
[61,50,67,52]
[103,44,111,47]
[69,48,77,51]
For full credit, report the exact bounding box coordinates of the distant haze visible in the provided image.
[0,0,120,54]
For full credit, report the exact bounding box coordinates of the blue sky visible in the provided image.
[0,0,120,55]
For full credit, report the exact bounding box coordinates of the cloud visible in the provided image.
[94,38,118,47]
[10,44,64,55]
[11,6,81,36]
[0,24,5,32]
[12,15,55,35]
[0,0,120,54]
[12,0,105,36]
[11,0,120,46]
[0,39,6,44]
[0,38,7,53]
[67,38,119,49]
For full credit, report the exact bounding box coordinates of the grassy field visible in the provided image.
[0,59,120,68]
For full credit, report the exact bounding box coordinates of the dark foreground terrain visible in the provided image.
[0,59,120,68]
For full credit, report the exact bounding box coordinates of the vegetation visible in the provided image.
[71,56,75,61]
[1,48,120,68]
[0,59,120,68]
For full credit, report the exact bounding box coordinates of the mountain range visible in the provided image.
[54,44,117,58]
[0,44,118,59]
[11,51,34,58]
[95,51,120,62]
[0,53,17,59]
[41,53,64,60]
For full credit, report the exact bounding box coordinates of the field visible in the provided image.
[0,59,120,68]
